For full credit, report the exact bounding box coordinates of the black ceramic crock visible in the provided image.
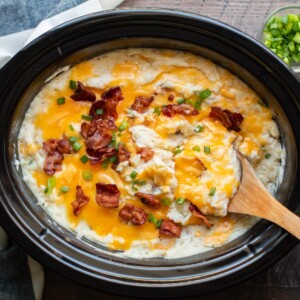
[0,9,299,298]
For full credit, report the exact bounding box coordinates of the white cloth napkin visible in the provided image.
[0,0,124,68]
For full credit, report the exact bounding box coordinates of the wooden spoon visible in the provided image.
[228,151,300,239]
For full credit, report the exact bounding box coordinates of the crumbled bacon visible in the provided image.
[70,81,96,102]
[131,96,154,113]
[81,119,117,140]
[119,203,147,225]
[189,203,213,227]
[43,151,63,175]
[137,147,154,162]
[102,86,124,102]
[168,94,174,101]
[43,137,71,155]
[159,219,182,238]
[135,192,161,209]
[89,86,124,120]
[85,129,112,153]
[95,183,120,208]
[57,136,71,154]
[43,139,59,155]
[43,136,71,175]
[209,106,244,132]
[162,104,199,117]
[118,143,130,163]
[71,185,90,217]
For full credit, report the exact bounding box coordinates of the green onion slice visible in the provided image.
[177,98,185,104]
[176,197,185,205]
[72,142,82,152]
[204,146,211,154]
[161,198,172,206]
[57,97,65,105]
[148,214,162,229]
[69,79,77,90]
[83,170,93,181]
[192,146,200,152]
[80,155,89,164]
[60,186,70,193]
[81,115,92,121]
[194,125,204,133]
[209,187,216,196]
[130,171,138,179]
[44,176,56,195]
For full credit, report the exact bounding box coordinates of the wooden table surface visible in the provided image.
[44,1,300,299]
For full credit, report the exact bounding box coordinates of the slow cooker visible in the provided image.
[0,9,299,298]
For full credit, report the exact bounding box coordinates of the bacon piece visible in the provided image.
[209,106,244,132]
[81,119,117,140]
[168,94,174,101]
[57,136,71,154]
[89,86,124,120]
[95,183,120,208]
[71,185,90,217]
[189,203,213,227]
[43,151,63,175]
[119,203,147,225]
[162,104,199,117]
[118,143,130,163]
[137,147,154,162]
[70,81,96,102]
[85,129,112,153]
[159,219,182,238]
[131,96,154,113]
[135,192,161,209]
[102,86,124,102]
[43,139,59,155]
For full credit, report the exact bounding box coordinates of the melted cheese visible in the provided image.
[18,48,284,256]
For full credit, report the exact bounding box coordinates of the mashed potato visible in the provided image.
[17,48,285,258]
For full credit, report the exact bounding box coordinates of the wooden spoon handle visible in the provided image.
[228,152,300,239]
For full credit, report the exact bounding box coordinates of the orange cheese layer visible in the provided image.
[25,53,275,251]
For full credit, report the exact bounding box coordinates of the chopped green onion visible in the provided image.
[83,170,93,181]
[192,146,200,152]
[44,176,56,195]
[60,186,70,193]
[57,97,65,105]
[153,107,161,116]
[118,120,128,132]
[28,158,34,165]
[194,125,204,133]
[176,197,185,205]
[109,156,118,163]
[95,108,103,115]
[132,185,138,192]
[264,14,300,64]
[161,198,172,206]
[173,146,183,156]
[130,171,138,179]
[73,142,82,152]
[101,159,109,169]
[204,146,211,154]
[69,79,77,90]
[209,187,216,196]
[69,136,78,144]
[199,88,212,100]
[265,153,271,159]
[148,214,162,229]
[194,98,204,110]
[82,115,92,121]
[133,179,147,186]
[177,98,185,104]
[80,155,89,164]
[69,124,74,131]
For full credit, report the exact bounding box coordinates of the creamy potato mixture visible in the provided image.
[18,49,285,258]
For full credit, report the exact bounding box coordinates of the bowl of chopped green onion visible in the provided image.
[261,6,300,71]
